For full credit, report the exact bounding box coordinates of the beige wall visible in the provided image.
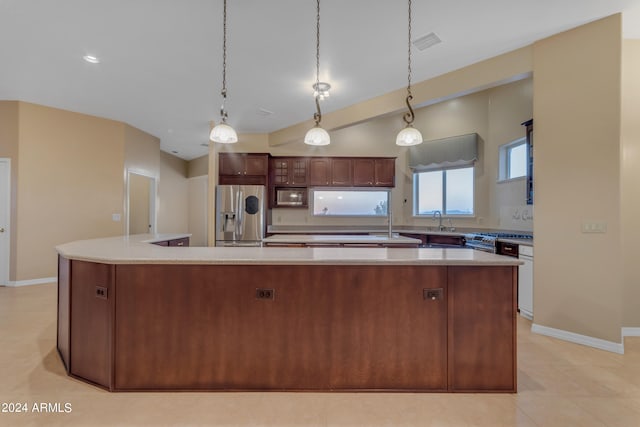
[158,151,189,234]
[187,154,208,178]
[533,15,623,342]
[1,102,170,281]
[188,175,208,246]
[622,40,640,327]
[16,102,126,280]
[0,101,19,281]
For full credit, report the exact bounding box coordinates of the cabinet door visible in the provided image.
[329,266,447,390]
[352,158,375,186]
[331,158,352,186]
[168,237,190,247]
[272,158,290,185]
[290,158,308,185]
[309,158,331,186]
[245,154,268,176]
[219,153,244,176]
[374,158,395,187]
[448,266,516,392]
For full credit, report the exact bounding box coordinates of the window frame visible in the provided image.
[310,188,391,217]
[499,137,527,182]
[412,165,475,218]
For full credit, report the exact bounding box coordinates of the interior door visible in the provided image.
[128,171,155,235]
[0,159,10,286]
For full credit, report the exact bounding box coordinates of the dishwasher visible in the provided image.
[518,245,534,320]
[497,241,534,320]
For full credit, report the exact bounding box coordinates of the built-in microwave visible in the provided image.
[275,188,307,207]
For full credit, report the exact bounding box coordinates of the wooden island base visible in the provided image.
[57,257,517,392]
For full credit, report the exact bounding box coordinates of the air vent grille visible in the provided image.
[412,32,442,51]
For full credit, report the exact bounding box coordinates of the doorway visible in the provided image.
[0,159,10,286]
[127,171,156,235]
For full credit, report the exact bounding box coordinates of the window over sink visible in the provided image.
[413,166,474,216]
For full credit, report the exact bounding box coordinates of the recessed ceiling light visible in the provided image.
[82,55,100,64]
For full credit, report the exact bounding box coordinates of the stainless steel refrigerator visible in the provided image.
[215,185,265,246]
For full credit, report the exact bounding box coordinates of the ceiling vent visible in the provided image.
[257,108,274,116]
[412,32,442,51]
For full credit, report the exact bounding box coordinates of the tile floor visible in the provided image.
[1,283,639,426]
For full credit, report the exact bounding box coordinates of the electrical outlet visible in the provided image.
[581,221,607,233]
[256,288,275,300]
[95,286,108,300]
[423,288,443,301]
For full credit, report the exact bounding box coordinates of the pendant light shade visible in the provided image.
[304,125,331,146]
[304,0,330,146]
[210,0,237,144]
[396,125,423,146]
[396,0,423,146]
[210,122,238,144]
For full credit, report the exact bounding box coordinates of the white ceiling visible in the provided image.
[2,0,640,160]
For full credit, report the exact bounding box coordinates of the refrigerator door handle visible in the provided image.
[236,190,244,239]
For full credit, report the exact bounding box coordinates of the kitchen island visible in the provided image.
[56,235,520,393]
[262,233,421,247]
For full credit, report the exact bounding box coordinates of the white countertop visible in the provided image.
[56,234,521,266]
[262,234,422,245]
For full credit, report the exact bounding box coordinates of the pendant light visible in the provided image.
[304,0,330,146]
[396,0,423,146]
[210,0,238,144]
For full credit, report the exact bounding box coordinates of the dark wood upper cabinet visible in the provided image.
[271,157,308,186]
[353,159,375,186]
[285,156,396,189]
[219,153,268,185]
[331,158,352,186]
[309,158,331,186]
[374,158,395,187]
[353,158,395,187]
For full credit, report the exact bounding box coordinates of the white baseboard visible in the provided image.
[622,327,640,337]
[519,310,533,321]
[531,323,624,354]
[6,277,57,287]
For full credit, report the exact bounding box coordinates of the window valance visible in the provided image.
[408,133,478,172]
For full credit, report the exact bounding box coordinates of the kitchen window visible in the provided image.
[413,166,474,216]
[312,189,389,216]
[499,137,527,181]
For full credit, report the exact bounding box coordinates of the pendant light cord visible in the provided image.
[403,0,415,126]
[407,0,412,96]
[313,0,322,126]
[220,0,229,123]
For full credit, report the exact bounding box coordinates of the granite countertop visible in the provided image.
[266,226,533,245]
[262,234,422,245]
[56,234,521,266]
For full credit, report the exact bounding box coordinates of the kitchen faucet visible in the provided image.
[433,210,444,231]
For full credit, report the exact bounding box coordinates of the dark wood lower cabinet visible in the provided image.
[448,266,516,392]
[58,258,516,392]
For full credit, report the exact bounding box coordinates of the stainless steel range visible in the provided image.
[464,232,533,253]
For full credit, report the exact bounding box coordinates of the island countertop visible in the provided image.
[56,234,521,266]
[262,233,422,245]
